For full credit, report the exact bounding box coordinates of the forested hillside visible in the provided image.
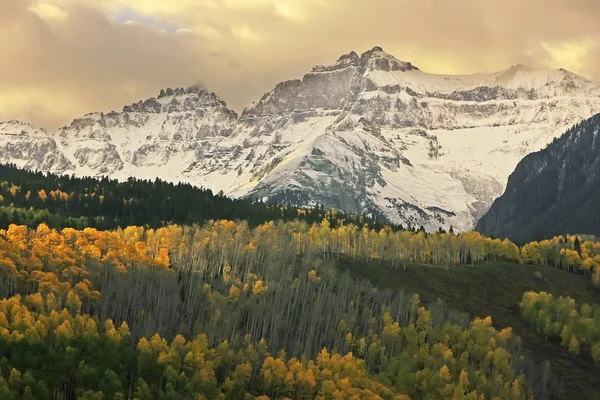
[520,291,600,365]
[520,234,600,288]
[0,164,398,231]
[338,257,600,400]
[0,222,532,399]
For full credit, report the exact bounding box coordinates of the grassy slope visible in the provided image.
[337,257,600,400]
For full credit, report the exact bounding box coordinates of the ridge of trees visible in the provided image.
[521,234,600,288]
[0,163,400,232]
[2,163,599,289]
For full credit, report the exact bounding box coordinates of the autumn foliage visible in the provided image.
[0,222,535,399]
[520,235,600,288]
[520,291,600,365]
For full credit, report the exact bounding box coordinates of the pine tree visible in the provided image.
[574,236,582,256]
[0,212,8,230]
[11,211,20,225]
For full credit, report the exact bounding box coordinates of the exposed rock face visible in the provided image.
[3,46,600,231]
[0,121,74,173]
[477,114,600,242]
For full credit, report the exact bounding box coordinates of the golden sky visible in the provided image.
[2,0,600,128]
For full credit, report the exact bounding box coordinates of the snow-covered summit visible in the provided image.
[2,48,600,231]
[364,58,600,100]
[312,47,419,74]
[0,120,49,136]
[121,85,235,115]
[360,46,420,72]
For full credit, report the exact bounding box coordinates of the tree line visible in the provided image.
[2,163,599,290]
[0,163,398,232]
[521,235,600,288]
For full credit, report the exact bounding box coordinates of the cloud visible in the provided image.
[232,25,262,42]
[175,28,194,35]
[273,1,311,22]
[1,0,599,129]
[540,39,596,72]
[114,7,181,32]
[28,2,69,20]
[195,25,220,38]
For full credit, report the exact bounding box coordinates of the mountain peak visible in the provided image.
[335,51,360,65]
[499,63,587,78]
[360,46,385,57]
[3,49,600,236]
[488,63,600,94]
[313,47,419,74]
[118,84,232,115]
[367,45,384,53]
[312,50,361,73]
[509,64,532,70]
[0,120,47,135]
[359,46,419,72]
[157,84,207,99]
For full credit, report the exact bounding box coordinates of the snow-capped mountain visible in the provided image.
[3,47,600,231]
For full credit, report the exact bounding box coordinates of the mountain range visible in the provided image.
[3,46,600,231]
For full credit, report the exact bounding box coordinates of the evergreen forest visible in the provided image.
[0,164,397,232]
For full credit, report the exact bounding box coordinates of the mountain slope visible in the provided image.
[3,47,600,230]
[339,256,600,400]
[477,113,600,242]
